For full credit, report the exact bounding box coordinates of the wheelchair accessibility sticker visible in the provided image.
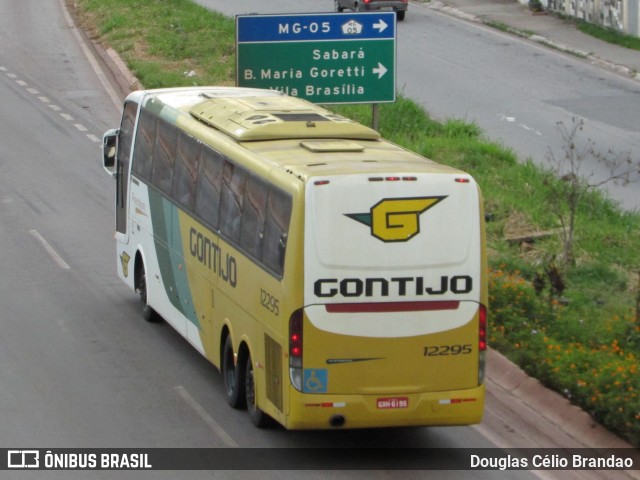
[303,369,328,393]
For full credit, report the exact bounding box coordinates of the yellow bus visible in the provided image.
[103,86,487,429]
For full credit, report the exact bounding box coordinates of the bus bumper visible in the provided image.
[284,384,485,430]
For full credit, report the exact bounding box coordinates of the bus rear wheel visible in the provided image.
[222,336,246,409]
[245,355,270,428]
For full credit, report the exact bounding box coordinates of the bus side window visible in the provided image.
[239,175,268,259]
[132,108,156,180]
[151,119,178,195]
[262,189,292,276]
[194,146,224,230]
[118,102,136,168]
[172,132,200,210]
[219,161,247,244]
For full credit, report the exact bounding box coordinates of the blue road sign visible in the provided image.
[236,13,397,104]
[236,13,396,42]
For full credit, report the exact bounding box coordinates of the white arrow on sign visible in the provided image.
[372,63,388,79]
[373,19,388,33]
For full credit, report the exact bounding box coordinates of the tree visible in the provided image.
[545,117,640,266]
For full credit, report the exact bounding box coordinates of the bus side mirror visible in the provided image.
[102,129,119,177]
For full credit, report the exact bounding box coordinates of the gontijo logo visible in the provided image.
[345,196,446,242]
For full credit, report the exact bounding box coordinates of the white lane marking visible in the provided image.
[1,59,106,144]
[29,230,71,270]
[519,123,542,135]
[498,114,543,136]
[174,386,238,448]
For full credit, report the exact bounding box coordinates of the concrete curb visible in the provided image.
[487,349,635,450]
[105,48,141,91]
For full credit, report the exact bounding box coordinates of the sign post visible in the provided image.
[236,13,396,105]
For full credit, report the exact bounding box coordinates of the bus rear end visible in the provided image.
[287,171,487,429]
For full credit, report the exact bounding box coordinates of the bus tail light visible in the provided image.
[479,304,487,351]
[478,304,487,384]
[289,309,303,391]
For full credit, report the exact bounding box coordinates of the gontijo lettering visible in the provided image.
[314,275,472,298]
[189,227,237,287]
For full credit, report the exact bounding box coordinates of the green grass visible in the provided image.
[72,0,640,445]
[75,0,235,87]
[578,21,640,51]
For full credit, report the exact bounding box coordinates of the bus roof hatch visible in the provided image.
[189,96,381,142]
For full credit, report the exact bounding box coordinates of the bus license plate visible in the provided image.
[377,397,408,409]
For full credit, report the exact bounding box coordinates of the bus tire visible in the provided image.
[222,336,246,409]
[138,263,159,322]
[245,354,270,428]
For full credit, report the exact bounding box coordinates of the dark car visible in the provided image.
[335,0,408,21]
